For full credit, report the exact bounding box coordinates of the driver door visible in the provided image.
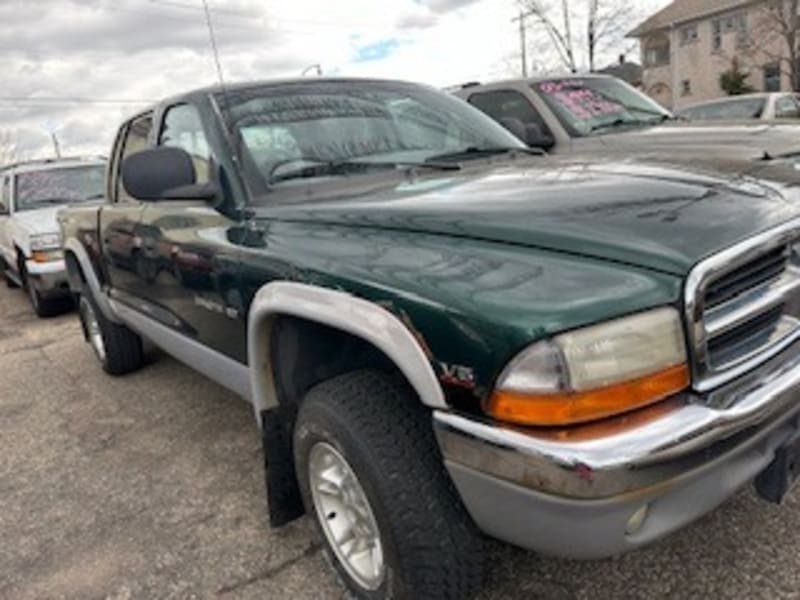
[135,103,246,362]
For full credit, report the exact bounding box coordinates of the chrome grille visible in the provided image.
[685,219,800,392]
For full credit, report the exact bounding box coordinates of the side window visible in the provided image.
[0,176,9,214]
[467,90,552,138]
[775,95,800,119]
[158,104,212,184]
[115,113,153,203]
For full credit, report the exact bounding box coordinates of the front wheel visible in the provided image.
[293,370,484,599]
[21,264,64,318]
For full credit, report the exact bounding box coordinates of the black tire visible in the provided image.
[4,271,19,288]
[20,263,64,318]
[293,370,484,600]
[2,258,19,289]
[78,288,144,375]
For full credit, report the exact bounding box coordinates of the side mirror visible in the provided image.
[121,146,217,202]
[523,123,555,150]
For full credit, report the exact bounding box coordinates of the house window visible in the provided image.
[681,79,692,96]
[734,13,748,45]
[712,19,722,51]
[712,12,748,49]
[764,62,781,91]
[646,46,670,66]
[644,34,670,66]
[680,24,699,45]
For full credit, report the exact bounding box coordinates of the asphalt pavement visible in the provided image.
[2,286,800,599]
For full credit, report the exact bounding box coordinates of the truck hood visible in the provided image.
[12,206,62,236]
[580,121,800,161]
[265,159,799,276]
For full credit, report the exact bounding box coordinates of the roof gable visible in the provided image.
[629,0,752,37]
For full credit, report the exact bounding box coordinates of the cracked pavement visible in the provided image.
[2,287,800,599]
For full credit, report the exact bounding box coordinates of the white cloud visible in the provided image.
[0,0,670,159]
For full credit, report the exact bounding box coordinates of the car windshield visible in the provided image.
[677,98,767,121]
[15,165,105,211]
[216,80,524,192]
[533,77,671,137]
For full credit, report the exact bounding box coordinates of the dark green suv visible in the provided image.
[59,78,800,599]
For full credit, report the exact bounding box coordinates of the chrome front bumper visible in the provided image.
[434,342,800,558]
[25,258,69,296]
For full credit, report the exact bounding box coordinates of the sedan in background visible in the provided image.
[676,92,800,122]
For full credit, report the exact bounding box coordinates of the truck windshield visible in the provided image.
[533,78,671,137]
[216,80,524,189]
[15,165,105,211]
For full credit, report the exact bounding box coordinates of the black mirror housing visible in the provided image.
[122,146,198,201]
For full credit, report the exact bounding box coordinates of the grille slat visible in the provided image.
[697,238,800,388]
[705,246,788,308]
[707,304,784,363]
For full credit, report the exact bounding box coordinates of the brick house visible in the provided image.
[629,0,798,109]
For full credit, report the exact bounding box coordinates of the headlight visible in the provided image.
[487,307,689,426]
[31,249,64,263]
[29,233,62,251]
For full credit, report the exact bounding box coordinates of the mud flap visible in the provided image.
[755,431,800,504]
[261,408,305,527]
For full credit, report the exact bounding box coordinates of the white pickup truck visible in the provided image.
[0,157,106,316]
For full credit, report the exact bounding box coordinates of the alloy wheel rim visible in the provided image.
[309,442,385,591]
[81,298,106,362]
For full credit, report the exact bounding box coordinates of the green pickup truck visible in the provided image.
[59,78,800,599]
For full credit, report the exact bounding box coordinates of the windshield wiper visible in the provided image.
[762,149,800,161]
[425,146,543,163]
[589,111,673,133]
[31,198,70,205]
[269,159,460,184]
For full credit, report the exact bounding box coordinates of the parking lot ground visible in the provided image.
[2,287,800,599]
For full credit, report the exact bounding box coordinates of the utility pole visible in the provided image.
[588,0,598,72]
[511,10,532,78]
[50,132,61,158]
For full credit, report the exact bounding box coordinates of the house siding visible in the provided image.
[634,1,794,109]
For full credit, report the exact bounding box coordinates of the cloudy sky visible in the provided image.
[0,0,669,159]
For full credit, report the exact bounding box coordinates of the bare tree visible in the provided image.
[0,130,17,167]
[519,0,637,72]
[746,0,800,91]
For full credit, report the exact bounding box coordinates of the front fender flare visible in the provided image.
[247,281,446,419]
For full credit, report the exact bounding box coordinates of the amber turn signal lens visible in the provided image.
[486,363,690,426]
[31,251,54,263]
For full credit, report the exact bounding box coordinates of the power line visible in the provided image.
[147,0,390,28]
[0,97,156,105]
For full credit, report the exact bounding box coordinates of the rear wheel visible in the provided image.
[293,370,484,599]
[78,289,144,375]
